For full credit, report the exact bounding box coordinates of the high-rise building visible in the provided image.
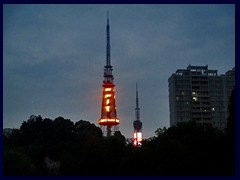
[168,65,235,130]
[98,13,120,137]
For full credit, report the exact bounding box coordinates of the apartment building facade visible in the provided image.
[168,65,235,130]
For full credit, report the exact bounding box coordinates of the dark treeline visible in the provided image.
[3,118,234,176]
[3,89,235,176]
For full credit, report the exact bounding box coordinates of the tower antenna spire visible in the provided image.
[106,11,111,67]
[135,83,140,121]
[136,83,139,109]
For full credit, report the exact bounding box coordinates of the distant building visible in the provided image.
[168,65,235,130]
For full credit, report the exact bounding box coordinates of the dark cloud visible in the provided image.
[3,4,235,138]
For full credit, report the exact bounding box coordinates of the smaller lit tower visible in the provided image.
[133,83,143,147]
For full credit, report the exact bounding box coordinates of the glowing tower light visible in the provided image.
[98,12,120,137]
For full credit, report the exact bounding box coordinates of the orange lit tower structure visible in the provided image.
[133,83,143,146]
[98,13,119,137]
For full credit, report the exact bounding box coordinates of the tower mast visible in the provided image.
[135,83,140,121]
[98,12,119,137]
[133,83,143,146]
[104,11,113,84]
[106,11,111,67]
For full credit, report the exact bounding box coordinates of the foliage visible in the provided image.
[3,115,234,175]
[4,148,35,175]
[155,126,167,136]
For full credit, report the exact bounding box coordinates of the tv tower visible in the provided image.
[133,83,143,147]
[98,12,120,137]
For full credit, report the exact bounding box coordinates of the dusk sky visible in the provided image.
[3,4,235,138]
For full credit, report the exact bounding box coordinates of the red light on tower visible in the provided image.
[98,12,120,136]
[98,84,119,127]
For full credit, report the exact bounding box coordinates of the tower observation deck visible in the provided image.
[98,13,119,137]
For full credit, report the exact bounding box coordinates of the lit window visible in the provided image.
[193,97,198,101]
[137,132,142,140]
[105,94,111,98]
[105,106,110,112]
[105,88,112,92]
[99,118,119,123]
[134,132,137,138]
[106,99,110,105]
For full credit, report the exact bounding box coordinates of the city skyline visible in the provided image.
[3,4,235,138]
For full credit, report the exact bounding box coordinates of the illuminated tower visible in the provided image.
[98,13,120,137]
[133,83,143,147]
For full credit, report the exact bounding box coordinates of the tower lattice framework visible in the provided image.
[98,13,119,137]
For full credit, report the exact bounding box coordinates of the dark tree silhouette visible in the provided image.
[3,115,234,175]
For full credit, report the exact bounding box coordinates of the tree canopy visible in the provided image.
[4,114,235,175]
